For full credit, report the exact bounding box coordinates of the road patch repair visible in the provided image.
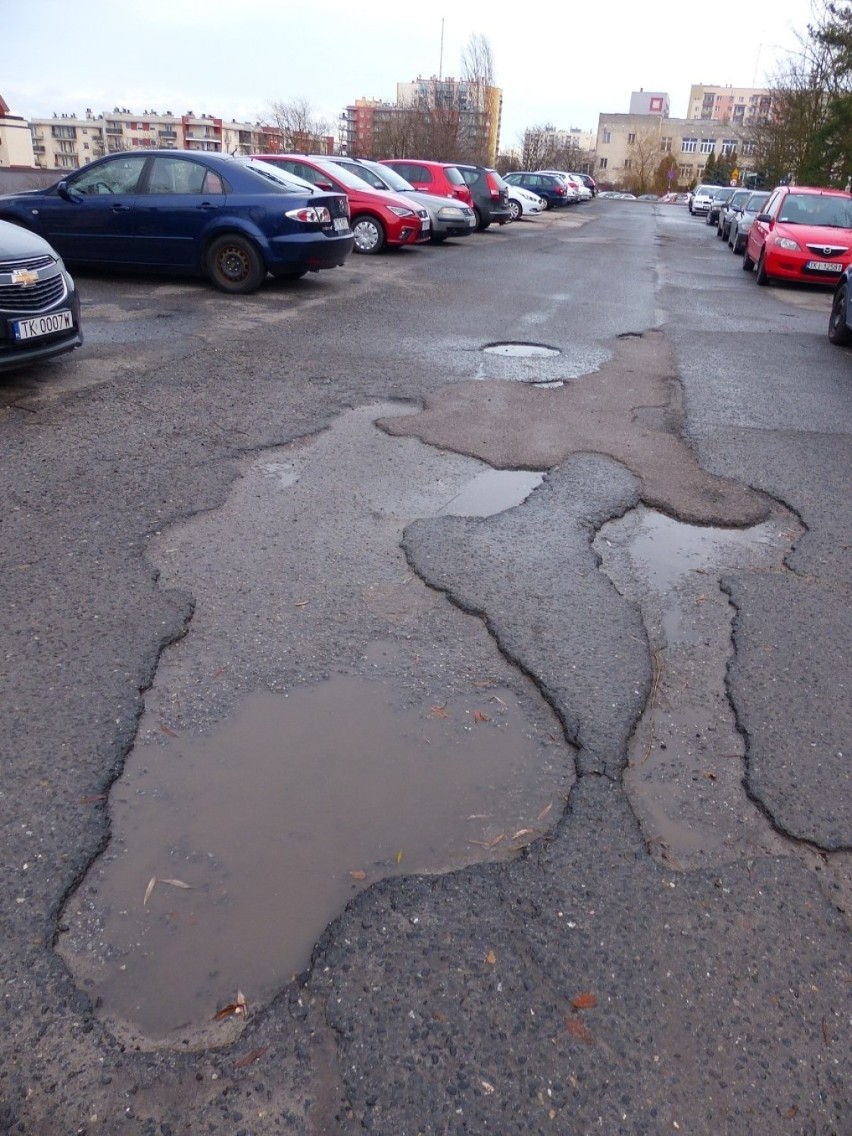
[51,330,850,1131]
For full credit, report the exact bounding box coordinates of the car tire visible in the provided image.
[828,281,852,345]
[205,234,266,294]
[540,198,550,212]
[351,215,386,254]
[742,246,755,271]
[508,200,522,222]
[473,208,490,231]
[755,250,770,285]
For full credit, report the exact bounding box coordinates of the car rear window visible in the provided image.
[444,166,465,186]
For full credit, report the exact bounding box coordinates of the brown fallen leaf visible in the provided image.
[473,710,490,723]
[211,667,225,679]
[430,705,448,718]
[572,993,597,1011]
[468,832,506,849]
[349,870,367,881]
[214,990,248,1021]
[159,878,191,890]
[79,793,108,804]
[485,950,497,965]
[822,1017,832,1046]
[396,849,404,865]
[784,1105,799,1120]
[512,828,534,840]
[234,1046,269,1070]
[159,722,178,738]
[143,877,157,906]
[537,802,553,822]
[565,1015,594,1043]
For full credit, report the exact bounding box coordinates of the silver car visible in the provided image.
[328,157,476,243]
[728,190,771,254]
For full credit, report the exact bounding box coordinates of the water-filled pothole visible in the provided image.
[595,506,801,867]
[59,675,567,1041]
[56,404,572,1045]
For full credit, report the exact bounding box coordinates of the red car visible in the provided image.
[743,185,852,285]
[379,159,474,208]
[254,155,430,254]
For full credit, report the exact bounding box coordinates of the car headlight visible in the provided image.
[775,236,801,251]
[387,206,415,217]
[436,206,466,220]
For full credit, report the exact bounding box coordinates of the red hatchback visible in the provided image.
[254,155,431,254]
[744,185,852,285]
[379,160,474,208]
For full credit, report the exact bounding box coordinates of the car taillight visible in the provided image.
[285,206,332,223]
[555,186,565,195]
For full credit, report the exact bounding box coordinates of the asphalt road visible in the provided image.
[0,200,849,1134]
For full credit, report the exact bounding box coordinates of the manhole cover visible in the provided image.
[483,342,561,358]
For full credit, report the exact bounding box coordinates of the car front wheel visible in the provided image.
[205,234,266,294]
[828,281,852,345]
[351,215,386,254]
[755,250,770,285]
[742,246,755,271]
[508,200,522,222]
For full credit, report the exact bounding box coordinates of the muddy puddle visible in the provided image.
[57,404,571,1043]
[596,506,801,868]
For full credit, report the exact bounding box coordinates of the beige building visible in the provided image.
[595,112,756,188]
[0,96,36,167]
[396,76,503,164]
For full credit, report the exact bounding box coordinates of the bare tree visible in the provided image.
[267,97,331,152]
[461,33,496,163]
[623,126,663,194]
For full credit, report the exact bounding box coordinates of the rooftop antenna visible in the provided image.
[439,18,444,79]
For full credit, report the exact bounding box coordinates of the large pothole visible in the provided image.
[57,405,570,1045]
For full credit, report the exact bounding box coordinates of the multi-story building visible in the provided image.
[396,76,503,164]
[687,84,772,125]
[0,95,37,167]
[595,112,757,188]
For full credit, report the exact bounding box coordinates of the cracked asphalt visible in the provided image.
[0,202,849,1134]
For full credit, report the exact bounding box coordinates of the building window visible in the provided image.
[721,138,737,155]
[602,129,611,144]
[742,140,756,156]
[700,138,716,154]
[681,137,697,153]
[627,133,635,144]
[679,163,693,178]
[599,157,608,169]
[661,137,672,152]
[623,159,632,169]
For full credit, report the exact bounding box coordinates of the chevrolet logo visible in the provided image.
[11,269,39,286]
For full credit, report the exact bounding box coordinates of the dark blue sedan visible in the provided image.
[0,151,354,294]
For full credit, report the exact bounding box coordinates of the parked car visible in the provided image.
[454,165,513,229]
[503,172,569,211]
[743,186,852,285]
[717,188,752,241]
[324,156,475,242]
[570,172,597,197]
[254,154,430,254]
[706,186,736,226]
[0,219,83,371]
[688,184,719,215]
[537,171,580,203]
[0,151,354,294]
[379,159,473,207]
[563,174,592,201]
[828,265,852,345]
[727,190,771,254]
[506,183,545,221]
[660,192,689,204]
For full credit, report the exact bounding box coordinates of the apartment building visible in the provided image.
[595,112,756,188]
[687,84,772,124]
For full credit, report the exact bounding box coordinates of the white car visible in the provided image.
[507,183,545,221]
[564,173,593,201]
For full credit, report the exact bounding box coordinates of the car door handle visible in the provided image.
[197,203,220,211]
[111,204,131,213]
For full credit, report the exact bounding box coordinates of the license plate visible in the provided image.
[333,216,349,232]
[12,310,73,342]
[805,260,842,273]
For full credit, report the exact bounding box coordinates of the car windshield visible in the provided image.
[779,195,852,227]
[363,162,413,192]
[744,194,770,212]
[313,160,378,191]
[242,159,313,194]
[335,161,388,191]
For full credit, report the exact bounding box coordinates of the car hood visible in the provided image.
[399,189,470,215]
[777,221,852,246]
[0,218,58,260]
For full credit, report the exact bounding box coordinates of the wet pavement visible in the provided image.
[0,202,849,1134]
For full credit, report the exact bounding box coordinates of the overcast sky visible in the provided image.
[4,0,814,147]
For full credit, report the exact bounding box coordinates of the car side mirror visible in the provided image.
[316,180,336,192]
[756,212,772,222]
[57,181,74,201]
